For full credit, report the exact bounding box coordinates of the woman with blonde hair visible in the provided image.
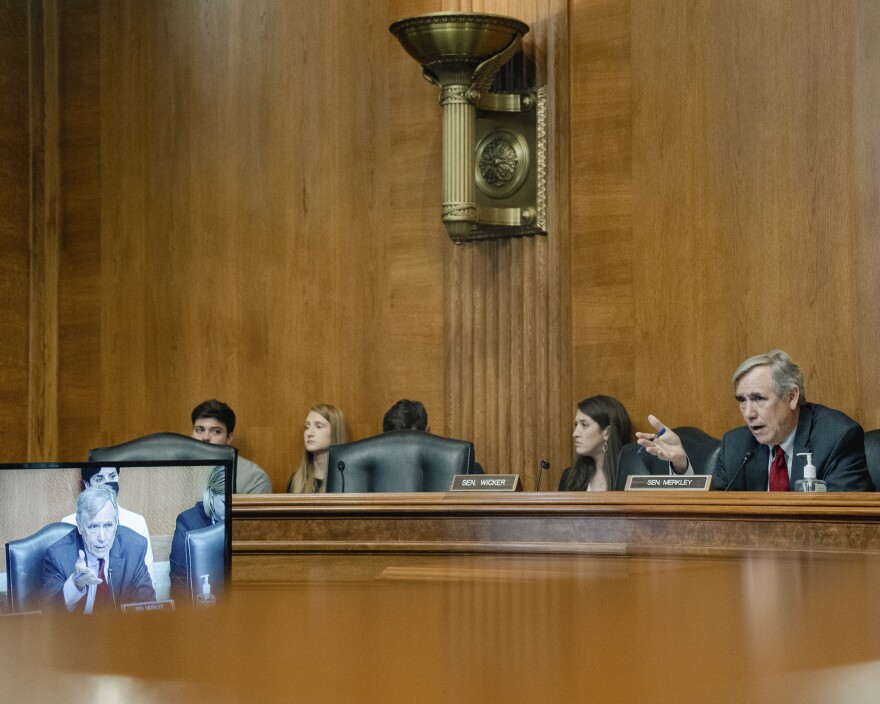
[287,404,349,493]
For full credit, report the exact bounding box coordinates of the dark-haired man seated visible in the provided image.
[43,485,155,613]
[191,399,272,493]
[383,399,484,474]
[637,350,872,491]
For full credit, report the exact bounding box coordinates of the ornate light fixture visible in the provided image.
[390,12,547,244]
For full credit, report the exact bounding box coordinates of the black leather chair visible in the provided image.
[326,430,474,492]
[864,429,880,491]
[615,441,663,490]
[184,522,225,605]
[616,426,721,489]
[89,432,238,487]
[675,426,721,476]
[5,522,75,613]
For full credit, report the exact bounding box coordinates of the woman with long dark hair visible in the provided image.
[558,395,634,491]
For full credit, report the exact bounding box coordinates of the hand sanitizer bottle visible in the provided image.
[794,452,826,492]
[196,574,217,606]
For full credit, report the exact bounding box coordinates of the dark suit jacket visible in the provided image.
[43,525,156,610]
[169,502,212,596]
[713,402,873,491]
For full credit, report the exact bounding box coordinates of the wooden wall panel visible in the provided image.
[57,1,101,459]
[27,0,61,460]
[0,0,31,461]
[13,0,876,490]
[571,0,880,440]
[439,0,572,485]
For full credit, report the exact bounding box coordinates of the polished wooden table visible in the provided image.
[232,492,880,583]
[4,492,880,703]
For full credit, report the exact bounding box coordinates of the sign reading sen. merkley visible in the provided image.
[450,474,522,492]
[625,475,713,491]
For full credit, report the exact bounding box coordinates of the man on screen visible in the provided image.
[43,485,156,613]
[636,349,873,491]
[191,399,272,493]
[61,465,155,587]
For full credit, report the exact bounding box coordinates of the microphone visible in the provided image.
[535,460,551,492]
[107,565,117,608]
[337,460,346,493]
[724,449,755,491]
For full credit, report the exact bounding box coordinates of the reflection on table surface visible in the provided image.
[3,551,880,703]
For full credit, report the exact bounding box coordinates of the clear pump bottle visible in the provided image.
[794,452,826,492]
[196,574,217,606]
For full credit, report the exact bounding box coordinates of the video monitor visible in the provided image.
[0,459,232,615]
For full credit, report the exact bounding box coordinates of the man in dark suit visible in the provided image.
[637,350,873,491]
[43,484,156,613]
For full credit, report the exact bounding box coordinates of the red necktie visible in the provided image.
[769,445,789,491]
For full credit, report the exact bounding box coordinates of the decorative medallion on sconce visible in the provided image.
[476,129,528,197]
[390,12,548,243]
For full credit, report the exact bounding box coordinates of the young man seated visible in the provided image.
[191,399,273,493]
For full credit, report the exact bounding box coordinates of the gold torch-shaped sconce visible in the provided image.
[390,12,547,244]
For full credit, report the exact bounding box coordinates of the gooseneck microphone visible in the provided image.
[535,460,551,492]
[724,449,755,491]
[107,565,117,608]
[337,461,346,493]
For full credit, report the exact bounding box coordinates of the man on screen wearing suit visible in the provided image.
[637,349,873,491]
[43,485,156,613]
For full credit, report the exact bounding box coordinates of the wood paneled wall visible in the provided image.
[440,0,571,485]
[571,0,880,439]
[5,0,880,490]
[0,1,33,461]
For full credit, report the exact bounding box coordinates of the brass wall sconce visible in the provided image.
[390,12,547,244]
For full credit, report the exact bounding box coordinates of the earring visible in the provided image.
[602,440,608,453]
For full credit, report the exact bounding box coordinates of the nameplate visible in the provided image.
[625,475,713,491]
[120,599,175,613]
[451,474,522,492]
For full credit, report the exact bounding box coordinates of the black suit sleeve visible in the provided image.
[127,543,157,603]
[823,423,873,491]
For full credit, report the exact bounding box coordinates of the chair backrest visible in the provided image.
[615,442,666,490]
[89,432,238,487]
[326,431,474,493]
[615,427,720,489]
[864,429,880,491]
[674,426,721,476]
[185,521,225,605]
[5,522,75,613]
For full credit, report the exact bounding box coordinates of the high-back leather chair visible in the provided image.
[326,430,474,492]
[616,427,721,489]
[89,432,238,487]
[864,429,880,491]
[615,442,663,490]
[675,426,721,476]
[184,522,225,605]
[5,522,75,613]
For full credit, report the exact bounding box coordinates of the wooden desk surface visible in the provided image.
[5,494,880,702]
[231,492,880,584]
[4,549,880,703]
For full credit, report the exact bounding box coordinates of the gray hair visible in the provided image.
[76,484,119,533]
[203,465,226,520]
[732,349,806,405]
